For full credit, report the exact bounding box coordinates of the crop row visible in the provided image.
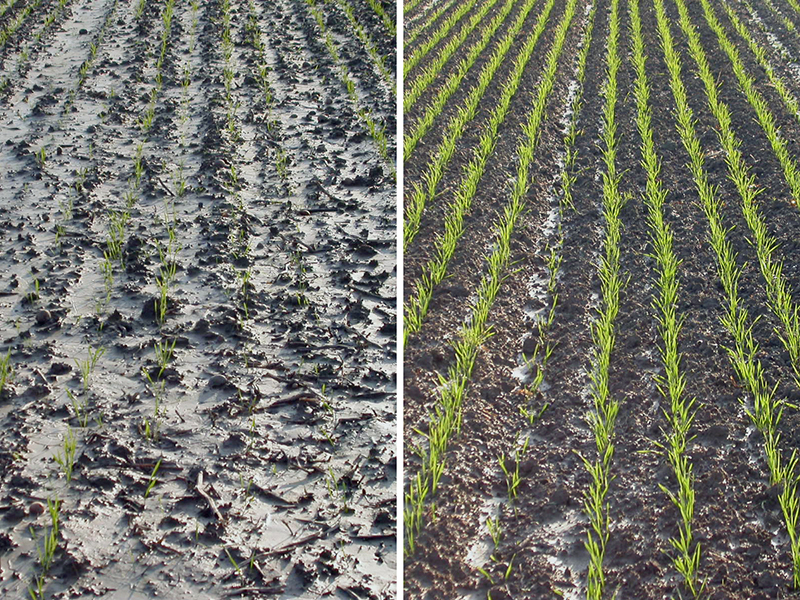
[403,0,553,249]
[405,0,800,594]
[404,0,499,110]
[405,0,457,47]
[305,0,393,170]
[404,0,481,77]
[404,0,553,333]
[405,0,582,554]
[628,0,700,592]
[404,0,517,153]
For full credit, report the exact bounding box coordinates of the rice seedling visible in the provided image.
[276,147,289,182]
[141,367,165,441]
[144,458,162,498]
[0,349,12,394]
[53,427,77,482]
[486,516,502,550]
[498,435,528,504]
[35,147,45,169]
[28,497,60,600]
[325,468,349,513]
[68,389,89,428]
[24,275,39,303]
[74,168,88,195]
[75,346,104,393]
[133,143,145,187]
[154,339,176,379]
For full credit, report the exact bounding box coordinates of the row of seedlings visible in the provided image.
[305,0,393,170]
[721,0,800,125]
[404,0,554,337]
[405,0,457,47]
[404,0,581,554]
[628,0,701,593]
[698,0,800,398]
[404,0,483,76]
[28,342,106,597]
[404,0,514,115]
[0,0,44,49]
[404,0,561,344]
[477,2,597,591]
[0,0,22,20]
[404,0,500,109]
[579,0,625,596]
[736,0,798,65]
[244,0,292,191]
[404,0,427,17]
[0,0,72,96]
[333,0,394,91]
[653,0,800,587]
[364,0,394,37]
[63,0,121,109]
[403,0,553,249]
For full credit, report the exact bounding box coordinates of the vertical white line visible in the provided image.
[396,0,404,593]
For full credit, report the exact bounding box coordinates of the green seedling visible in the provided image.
[0,349,12,393]
[154,339,176,379]
[144,458,162,498]
[29,497,60,598]
[504,554,515,580]
[25,276,40,303]
[325,467,349,513]
[486,516,502,549]
[276,147,289,181]
[74,346,104,392]
[53,427,77,482]
[67,389,88,427]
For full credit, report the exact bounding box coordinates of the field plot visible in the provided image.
[0,0,396,597]
[403,0,800,596]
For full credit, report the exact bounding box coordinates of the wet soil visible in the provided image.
[404,0,800,597]
[0,0,396,597]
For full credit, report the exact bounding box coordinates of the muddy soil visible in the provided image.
[404,0,800,597]
[0,0,396,597]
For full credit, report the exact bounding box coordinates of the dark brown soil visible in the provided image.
[404,0,800,597]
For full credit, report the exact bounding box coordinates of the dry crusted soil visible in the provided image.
[0,0,396,597]
[404,0,800,597]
